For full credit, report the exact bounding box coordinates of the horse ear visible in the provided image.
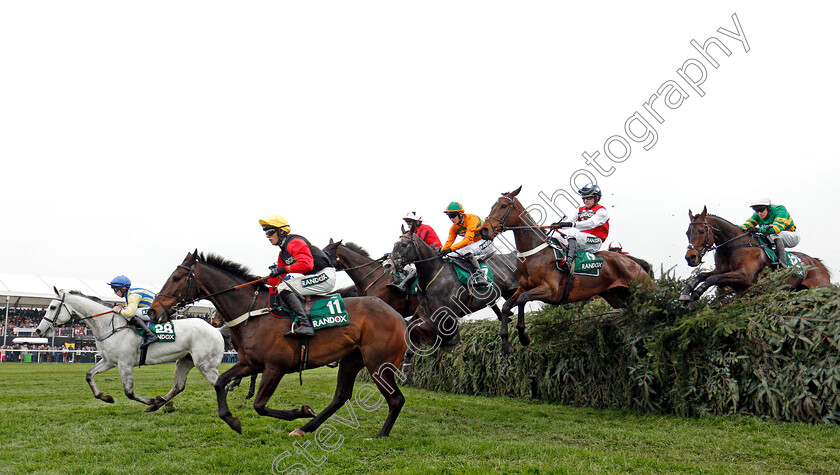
[688,209,694,220]
[53,286,60,297]
[329,238,334,245]
[510,186,522,197]
[701,206,708,217]
[401,224,407,235]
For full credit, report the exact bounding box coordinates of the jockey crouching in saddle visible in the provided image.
[551,184,610,273]
[739,198,800,268]
[260,215,337,338]
[441,202,494,287]
[108,275,159,348]
[390,211,442,293]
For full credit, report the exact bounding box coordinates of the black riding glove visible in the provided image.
[268,264,282,277]
[440,248,452,256]
[552,221,573,229]
[745,227,758,234]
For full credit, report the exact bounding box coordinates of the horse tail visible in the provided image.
[627,255,654,279]
[217,325,234,351]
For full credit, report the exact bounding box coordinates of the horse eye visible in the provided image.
[501,204,508,209]
[699,230,705,235]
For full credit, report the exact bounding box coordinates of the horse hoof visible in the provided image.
[678,294,691,302]
[519,335,531,347]
[401,363,412,373]
[302,405,316,418]
[227,418,242,434]
[101,395,115,404]
[502,342,514,355]
[289,428,306,437]
[144,405,160,413]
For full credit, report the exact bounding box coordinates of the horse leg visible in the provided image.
[292,350,366,437]
[117,361,155,407]
[215,362,258,434]
[679,271,713,302]
[86,359,117,404]
[368,359,406,438]
[401,348,415,372]
[695,270,754,297]
[252,366,316,421]
[491,305,514,355]
[145,357,194,413]
[501,287,524,316]
[516,302,531,347]
[246,375,257,400]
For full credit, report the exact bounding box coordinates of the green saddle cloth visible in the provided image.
[147,322,176,342]
[453,262,494,288]
[760,246,805,278]
[549,238,604,276]
[275,294,350,330]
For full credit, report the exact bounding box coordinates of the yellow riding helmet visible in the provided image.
[259,214,291,232]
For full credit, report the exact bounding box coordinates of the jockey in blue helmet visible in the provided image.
[108,275,159,348]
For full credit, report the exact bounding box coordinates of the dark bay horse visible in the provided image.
[147,251,407,438]
[323,239,419,318]
[386,233,525,354]
[478,186,654,320]
[680,207,831,303]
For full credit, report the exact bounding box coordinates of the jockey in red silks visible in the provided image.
[260,214,336,337]
[390,211,443,293]
[552,184,610,270]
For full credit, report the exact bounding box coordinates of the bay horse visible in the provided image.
[35,289,224,412]
[680,207,831,303]
[386,233,525,355]
[478,186,654,321]
[322,239,419,318]
[147,251,407,438]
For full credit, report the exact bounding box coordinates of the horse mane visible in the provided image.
[68,290,106,305]
[201,253,262,282]
[703,213,739,229]
[343,242,370,257]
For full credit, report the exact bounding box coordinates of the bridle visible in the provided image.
[152,262,199,320]
[151,260,270,321]
[483,194,516,236]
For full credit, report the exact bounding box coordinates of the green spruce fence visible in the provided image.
[402,269,840,424]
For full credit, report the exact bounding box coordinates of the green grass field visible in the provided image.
[0,363,838,474]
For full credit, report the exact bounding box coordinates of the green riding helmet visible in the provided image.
[443,202,464,214]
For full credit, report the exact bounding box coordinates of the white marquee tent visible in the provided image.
[0,273,213,313]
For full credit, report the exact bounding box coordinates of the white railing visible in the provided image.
[0,349,239,364]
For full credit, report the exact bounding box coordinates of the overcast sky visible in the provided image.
[1,2,838,293]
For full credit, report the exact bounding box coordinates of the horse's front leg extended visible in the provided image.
[86,359,117,404]
[679,271,714,302]
[117,362,155,406]
[693,270,753,298]
[491,305,514,355]
[215,362,258,434]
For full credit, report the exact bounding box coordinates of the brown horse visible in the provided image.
[680,207,831,303]
[147,251,407,438]
[478,186,654,320]
[322,239,419,318]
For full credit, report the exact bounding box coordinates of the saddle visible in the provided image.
[445,256,494,289]
[269,293,350,330]
[547,238,604,277]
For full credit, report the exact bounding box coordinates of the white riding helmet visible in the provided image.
[608,241,623,251]
[403,211,422,222]
[750,198,771,207]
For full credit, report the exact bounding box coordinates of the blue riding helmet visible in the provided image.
[108,275,132,289]
[578,184,602,200]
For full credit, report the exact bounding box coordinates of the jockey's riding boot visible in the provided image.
[131,316,158,348]
[468,254,489,287]
[388,268,417,293]
[280,291,315,338]
[566,237,578,275]
[774,238,788,267]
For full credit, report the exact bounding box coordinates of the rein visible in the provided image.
[687,220,755,262]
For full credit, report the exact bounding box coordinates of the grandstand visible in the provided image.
[0,272,213,348]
